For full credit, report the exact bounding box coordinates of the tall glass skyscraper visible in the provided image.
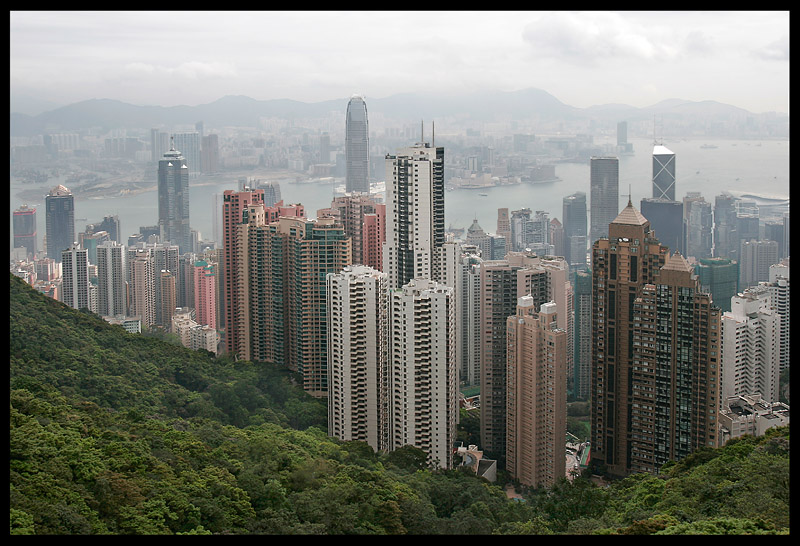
[45,185,75,262]
[345,95,369,193]
[157,139,191,254]
[589,156,619,245]
[653,145,676,200]
[562,191,587,266]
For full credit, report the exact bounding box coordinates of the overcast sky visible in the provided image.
[10,10,790,114]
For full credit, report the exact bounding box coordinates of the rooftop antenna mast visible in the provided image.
[653,115,657,146]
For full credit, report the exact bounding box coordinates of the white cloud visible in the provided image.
[753,35,789,61]
[521,12,679,64]
[9,10,791,113]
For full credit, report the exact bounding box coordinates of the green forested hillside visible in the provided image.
[9,273,790,534]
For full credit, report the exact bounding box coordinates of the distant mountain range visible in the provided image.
[9,88,788,137]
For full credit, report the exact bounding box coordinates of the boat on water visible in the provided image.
[479,193,488,197]
[700,144,718,149]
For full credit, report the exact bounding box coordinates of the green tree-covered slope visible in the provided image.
[9,273,790,534]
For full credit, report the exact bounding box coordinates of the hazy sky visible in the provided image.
[10,10,790,114]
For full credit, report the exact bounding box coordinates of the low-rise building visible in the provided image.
[718,393,790,445]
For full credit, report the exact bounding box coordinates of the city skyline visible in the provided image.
[10,11,789,115]
[9,10,791,500]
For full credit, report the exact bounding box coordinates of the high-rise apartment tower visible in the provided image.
[383,141,445,289]
[389,278,458,469]
[13,204,37,258]
[327,265,390,452]
[590,201,720,477]
[506,299,567,489]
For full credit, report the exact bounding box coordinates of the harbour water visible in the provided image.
[10,137,789,254]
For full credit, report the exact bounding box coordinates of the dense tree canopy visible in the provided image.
[9,274,790,534]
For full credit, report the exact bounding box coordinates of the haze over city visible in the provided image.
[10,10,789,115]
[9,10,792,536]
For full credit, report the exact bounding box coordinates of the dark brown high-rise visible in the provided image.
[590,200,720,477]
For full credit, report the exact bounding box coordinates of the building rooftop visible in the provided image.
[653,145,674,155]
[662,252,694,273]
[612,200,649,226]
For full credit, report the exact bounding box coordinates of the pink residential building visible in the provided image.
[193,259,217,330]
[223,188,265,354]
[362,203,386,271]
[263,200,305,224]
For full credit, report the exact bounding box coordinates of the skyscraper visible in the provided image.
[739,239,779,289]
[96,240,127,317]
[456,250,482,387]
[193,259,217,330]
[721,286,781,403]
[45,185,75,262]
[617,121,628,147]
[128,248,156,331]
[83,215,121,245]
[389,277,457,469]
[480,252,572,462]
[589,156,619,245]
[328,193,383,266]
[13,204,37,258]
[572,269,592,401]
[327,265,390,452]
[152,243,179,328]
[159,270,177,332]
[465,219,491,259]
[284,217,351,397]
[383,141,445,289]
[222,187,265,349]
[591,201,667,476]
[640,198,683,254]
[550,219,565,258]
[150,128,170,164]
[694,257,739,313]
[201,133,220,174]
[345,95,370,193]
[562,192,587,267]
[590,201,720,477]
[713,194,738,259]
[60,244,89,310]
[157,140,191,253]
[362,204,386,272]
[495,208,511,252]
[231,211,351,397]
[683,192,712,259]
[225,198,309,361]
[506,299,567,489]
[509,208,531,252]
[766,262,790,372]
[652,145,676,200]
[172,132,201,178]
[629,254,720,473]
